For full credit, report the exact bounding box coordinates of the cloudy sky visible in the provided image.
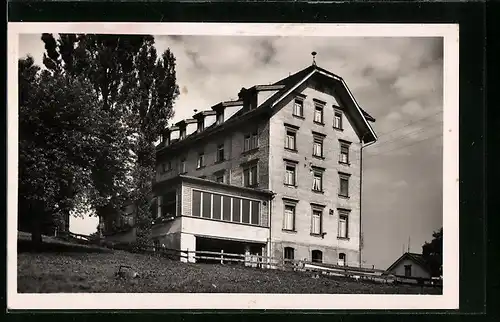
[18,34,443,269]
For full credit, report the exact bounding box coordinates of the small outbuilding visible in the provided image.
[385,252,432,280]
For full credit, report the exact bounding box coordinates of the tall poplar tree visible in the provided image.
[41,34,180,242]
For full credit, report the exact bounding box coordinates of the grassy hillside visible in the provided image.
[18,250,442,294]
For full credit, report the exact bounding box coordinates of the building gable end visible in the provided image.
[263,68,377,143]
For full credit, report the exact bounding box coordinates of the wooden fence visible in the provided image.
[55,232,442,288]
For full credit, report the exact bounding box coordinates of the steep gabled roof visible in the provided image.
[158,63,377,154]
[260,64,377,142]
[386,252,431,273]
[274,66,375,122]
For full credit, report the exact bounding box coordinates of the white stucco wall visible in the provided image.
[181,216,269,244]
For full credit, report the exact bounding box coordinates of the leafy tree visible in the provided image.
[422,227,443,277]
[18,55,112,245]
[40,34,180,241]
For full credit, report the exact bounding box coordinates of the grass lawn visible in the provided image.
[17,250,442,294]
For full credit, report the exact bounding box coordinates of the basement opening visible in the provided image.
[195,236,264,268]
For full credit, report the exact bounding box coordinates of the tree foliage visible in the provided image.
[18,55,125,243]
[40,34,179,240]
[422,227,443,277]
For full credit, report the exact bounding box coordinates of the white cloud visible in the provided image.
[393,64,443,101]
[401,100,425,117]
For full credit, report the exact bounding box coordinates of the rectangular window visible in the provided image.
[197,152,205,169]
[283,204,295,231]
[405,265,412,277]
[251,132,258,150]
[313,136,324,158]
[284,247,295,260]
[243,164,258,187]
[243,168,249,186]
[314,105,324,124]
[312,170,323,192]
[285,130,296,150]
[180,158,187,173]
[338,214,349,238]
[339,173,350,197]
[293,99,304,117]
[202,192,211,218]
[212,194,222,220]
[340,143,350,164]
[192,190,202,217]
[252,166,258,185]
[338,253,346,266]
[216,111,224,125]
[162,132,170,145]
[217,144,225,162]
[162,199,175,218]
[244,132,258,151]
[232,198,241,222]
[244,135,251,151]
[334,110,343,129]
[192,191,261,227]
[242,199,251,224]
[284,164,296,186]
[251,201,260,225]
[311,209,322,235]
[162,161,172,173]
[222,196,231,221]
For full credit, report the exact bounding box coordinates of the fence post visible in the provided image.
[221,249,224,264]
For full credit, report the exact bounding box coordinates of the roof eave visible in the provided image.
[154,174,275,197]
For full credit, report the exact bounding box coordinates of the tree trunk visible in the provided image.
[31,209,43,251]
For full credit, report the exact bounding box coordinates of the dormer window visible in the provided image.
[162,132,171,146]
[216,111,224,125]
[180,127,187,139]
